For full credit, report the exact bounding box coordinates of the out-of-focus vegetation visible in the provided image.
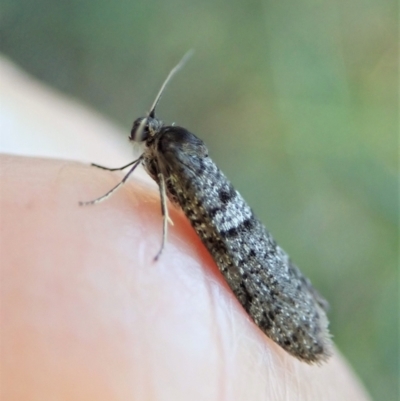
[1,0,397,399]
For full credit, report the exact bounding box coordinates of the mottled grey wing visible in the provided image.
[157,127,331,363]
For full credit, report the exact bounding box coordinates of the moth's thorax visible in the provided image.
[140,125,209,205]
[142,125,208,168]
[155,126,208,156]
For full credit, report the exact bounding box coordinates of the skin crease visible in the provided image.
[0,154,372,401]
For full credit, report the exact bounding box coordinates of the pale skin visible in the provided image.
[0,154,371,401]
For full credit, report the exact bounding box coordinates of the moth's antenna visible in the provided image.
[148,49,194,118]
[132,50,194,143]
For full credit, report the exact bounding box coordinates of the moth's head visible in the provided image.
[129,116,163,143]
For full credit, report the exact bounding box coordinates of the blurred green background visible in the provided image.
[1,0,398,399]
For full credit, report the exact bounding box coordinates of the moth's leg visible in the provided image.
[154,172,169,261]
[90,158,141,171]
[80,158,142,206]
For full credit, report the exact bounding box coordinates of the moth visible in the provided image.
[81,52,332,363]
